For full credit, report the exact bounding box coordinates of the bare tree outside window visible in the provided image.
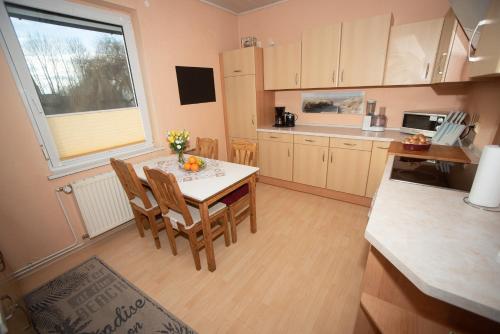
[10,15,136,115]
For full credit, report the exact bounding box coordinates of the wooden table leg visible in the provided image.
[248,173,257,233]
[199,201,216,271]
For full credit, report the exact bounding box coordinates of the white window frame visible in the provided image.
[0,0,158,179]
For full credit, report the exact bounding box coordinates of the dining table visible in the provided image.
[134,154,259,271]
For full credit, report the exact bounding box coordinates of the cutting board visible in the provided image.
[388,142,471,163]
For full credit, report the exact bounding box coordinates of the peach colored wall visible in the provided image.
[0,0,238,272]
[466,79,500,148]
[238,0,469,129]
[275,86,468,128]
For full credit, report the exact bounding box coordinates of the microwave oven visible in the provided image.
[401,111,448,137]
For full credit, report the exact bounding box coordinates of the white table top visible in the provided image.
[257,124,406,142]
[134,155,259,202]
[365,155,500,322]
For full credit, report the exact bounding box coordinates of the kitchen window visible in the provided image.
[0,0,154,178]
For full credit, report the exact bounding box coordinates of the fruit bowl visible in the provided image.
[402,142,431,151]
[179,156,206,173]
[402,134,431,151]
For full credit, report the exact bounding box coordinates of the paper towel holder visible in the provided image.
[463,197,500,212]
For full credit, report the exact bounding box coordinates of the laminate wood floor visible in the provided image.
[19,183,370,333]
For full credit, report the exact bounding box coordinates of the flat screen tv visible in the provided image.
[175,66,216,105]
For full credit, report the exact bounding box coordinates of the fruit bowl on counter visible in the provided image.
[180,156,206,172]
[402,134,431,151]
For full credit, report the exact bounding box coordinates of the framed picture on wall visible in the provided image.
[302,91,365,114]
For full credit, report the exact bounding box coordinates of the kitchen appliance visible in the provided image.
[362,101,387,132]
[401,111,448,137]
[390,156,478,191]
[284,112,297,127]
[274,106,286,127]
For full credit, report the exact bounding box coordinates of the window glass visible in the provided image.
[8,4,137,115]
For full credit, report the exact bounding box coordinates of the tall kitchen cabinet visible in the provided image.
[339,14,392,87]
[301,23,342,88]
[221,47,274,152]
[263,42,302,90]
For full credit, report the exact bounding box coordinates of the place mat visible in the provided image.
[155,157,225,182]
[24,257,197,334]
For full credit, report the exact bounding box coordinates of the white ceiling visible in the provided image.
[200,0,287,15]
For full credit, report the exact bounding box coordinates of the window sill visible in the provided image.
[47,145,164,180]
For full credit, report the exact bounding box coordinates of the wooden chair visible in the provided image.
[221,140,257,243]
[110,158,167,250]
[195,137,218,159]
[144,167,230,270]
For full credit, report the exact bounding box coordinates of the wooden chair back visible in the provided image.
[110,158,153,209]
[143,167,195,228]
[230,140,257,166]
[196,137,218,159]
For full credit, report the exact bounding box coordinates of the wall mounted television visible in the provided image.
[175,66,216,105]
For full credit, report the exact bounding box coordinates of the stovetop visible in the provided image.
[390,156,478,192]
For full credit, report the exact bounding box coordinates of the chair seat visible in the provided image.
[164,202,226,230]
[130,190,158,211]
[220,184,249,206]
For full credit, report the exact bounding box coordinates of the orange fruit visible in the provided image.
[190,163,200,172]
[188,156,197,164]
[183,162,191,171]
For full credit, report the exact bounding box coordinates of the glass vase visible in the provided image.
[177,151,185,163]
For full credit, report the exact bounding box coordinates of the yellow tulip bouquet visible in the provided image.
[167,130,190,163]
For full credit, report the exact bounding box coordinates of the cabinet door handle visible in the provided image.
[330,153,333,163]
[295,73,298,85]
[343,143,356,146]
[376,146,389,150]
[332,70,336,84]
[340,70,344,83]
[288,148,290,157]
[233,69,242,73]
[304,139,315,142]
[269,136,278,139]
[322,152,325,162]
[424,62,430,79]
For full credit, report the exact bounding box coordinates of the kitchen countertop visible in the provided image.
[365,155,500,322]
[257,124,406,142]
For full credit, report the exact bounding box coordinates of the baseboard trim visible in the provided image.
[258,176,372,207]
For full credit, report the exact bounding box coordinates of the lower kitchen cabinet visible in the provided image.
[258,139,293,181]
[365,141,391,197]
[327,147,371,196]
[293,143,328,187]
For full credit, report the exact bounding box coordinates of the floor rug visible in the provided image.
[24,257,197,334]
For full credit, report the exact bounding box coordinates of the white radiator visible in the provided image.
[72,171,133,238]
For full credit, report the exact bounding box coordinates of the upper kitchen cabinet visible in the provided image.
[468,0,500,77]
[263,42,302,90]
[339,14,392,87]
[301,23,342,88]
[222,47,256,77]
[431,10,469,83]
[383,19,444,85]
